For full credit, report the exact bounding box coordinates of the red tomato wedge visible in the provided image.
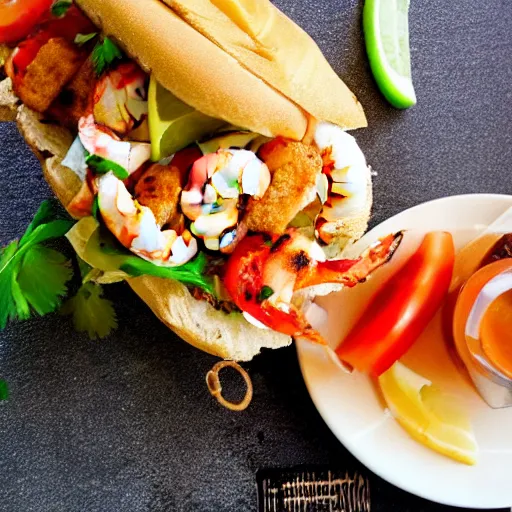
[0,0,53,44]
[336,231,455,376]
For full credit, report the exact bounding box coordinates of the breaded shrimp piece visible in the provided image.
[14,38,86,113]
[243,138,321,234]
[134,163,183,229]
[48,59,96,128]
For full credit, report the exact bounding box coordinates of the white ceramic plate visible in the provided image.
[297,194,512,509]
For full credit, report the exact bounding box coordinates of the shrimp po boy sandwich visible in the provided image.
[0,0,401,361]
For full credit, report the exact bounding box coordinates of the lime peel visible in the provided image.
[363,0,417,109]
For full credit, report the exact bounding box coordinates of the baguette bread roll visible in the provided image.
[75,0,308,140]
[0,0,373,360]
[163,0,367,130]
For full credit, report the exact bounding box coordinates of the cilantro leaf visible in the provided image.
[0,201,74,330]
[21,219,74,247]
[0,379,8,401]
[86,154,129,180]
[11,268,31,321]
[17,246,73,316]
[51,0,72,17]
[61,282,117,339]
[0,242,20,329]
[74,32,98,46]
[91,37,123,76]
[19,199,59,245]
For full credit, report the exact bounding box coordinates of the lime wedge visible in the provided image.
[148,75,226,161]
[363,0,417,109]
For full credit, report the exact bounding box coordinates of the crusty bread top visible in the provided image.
[76,0,308,140]
[163,0,367,131]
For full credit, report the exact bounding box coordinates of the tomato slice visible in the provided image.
[336,231,455,376]
[0,0,53,44]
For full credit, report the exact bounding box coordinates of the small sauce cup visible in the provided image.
[453,260,512,408]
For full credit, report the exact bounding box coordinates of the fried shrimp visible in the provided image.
[49,59,96,128]
[134,163,183,229]
[243,138,322,234]
[13,37,86,113]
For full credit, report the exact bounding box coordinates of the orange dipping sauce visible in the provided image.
[454,259,512,384]
[479,288,512,379]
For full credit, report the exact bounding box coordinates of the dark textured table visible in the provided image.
[1,1,511,511]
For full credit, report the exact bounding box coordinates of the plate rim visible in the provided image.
[297,193,512,509]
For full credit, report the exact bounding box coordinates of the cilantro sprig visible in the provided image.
[91,37,123,76]
[61,259,117,340]
[60,256,117,340]
[61,282,117,339]
[0,201,74,329]
[2,201,215,340]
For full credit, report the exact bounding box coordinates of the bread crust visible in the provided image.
[162,0,367,130]
[76,0,308,140]
[129,276,291,361]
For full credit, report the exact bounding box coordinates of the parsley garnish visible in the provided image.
[257,285,274,302]
[0,201,74,329]
[74,32,98,46]
[0,379,8,401]
[51,0,72,17]
[86,154,129,180]
[91,37,123,76]
[61,282,117,339]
